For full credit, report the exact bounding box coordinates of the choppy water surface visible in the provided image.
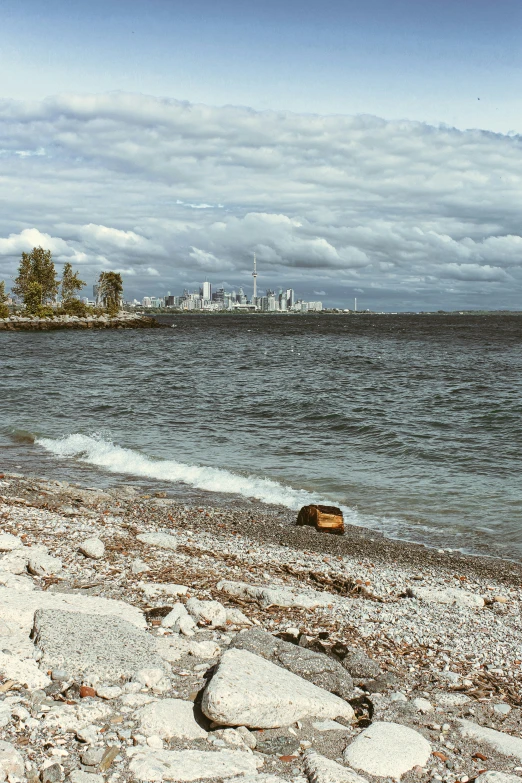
[1,314,521,560]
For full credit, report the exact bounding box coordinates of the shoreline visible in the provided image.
[0,469,521,781]
[0,314,164,331]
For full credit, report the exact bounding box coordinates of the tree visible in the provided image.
[0,280,8,319]
[61,262,85,302]
[97,271,123,315]
[12,247,59,312]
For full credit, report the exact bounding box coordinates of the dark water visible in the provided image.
[1,314,521,560]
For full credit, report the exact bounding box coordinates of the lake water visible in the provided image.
[1,313,521,561]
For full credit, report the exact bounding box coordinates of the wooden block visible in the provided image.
[296,504,344,534]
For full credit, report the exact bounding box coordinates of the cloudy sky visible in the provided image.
[1,0,522,310]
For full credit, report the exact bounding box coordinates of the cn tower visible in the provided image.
[252,253,258,301]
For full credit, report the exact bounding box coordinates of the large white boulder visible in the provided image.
[137,699,207,740]
[343,721,431,779]
[458,719,522,761]
[201,648,354,728]
[407,586,484,608]
[127,748,262,781]
[217,579,334,609]
[304,749,369,783]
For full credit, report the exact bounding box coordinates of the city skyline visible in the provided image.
[1,2,521,310]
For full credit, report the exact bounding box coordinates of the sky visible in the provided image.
[1,0,522,310]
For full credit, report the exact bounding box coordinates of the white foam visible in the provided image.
[35,433,351,513]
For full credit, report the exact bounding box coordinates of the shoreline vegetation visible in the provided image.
[0,470,520,781]
[0,313,163,331]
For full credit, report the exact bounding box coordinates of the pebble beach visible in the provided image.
[0,472,521,783]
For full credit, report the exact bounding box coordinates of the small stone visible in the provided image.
[236,726,256,749]
[79,686,96,698]
[41,763,63,783]
[128,748,262,781]
[255,736,300,756]
[413,698,434,713]
[476,774,522,783]
[136,532,178,551]
[146,736,164,749]
[96,685,122,700]
[304,749,368,783]
[186,598,227,628]
[51,670,69,682]
[493,704,511,716]
[137,699,207,740]
[80,748,104,767]
[79,538,105,560]
[28,552,62,577]
[390,692,408,703]
[160,604,188,628]
[131,559,150,575]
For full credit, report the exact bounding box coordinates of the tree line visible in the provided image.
[0,247,123,318]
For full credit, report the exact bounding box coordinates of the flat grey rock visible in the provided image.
[0,740,24,781]
[230,628,353,699]
[458,719,522,761]
[342,648,381,680]
[127,748,262,781]
[407,586,484,608]
[201,648,354,728]
[137,699,207,740]
[343,721,431,779]
[33,609,165,683]
[218,579,333,608]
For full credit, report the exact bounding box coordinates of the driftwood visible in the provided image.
[296,504,344,534]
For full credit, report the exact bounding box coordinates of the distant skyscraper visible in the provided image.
[286,289,295,308]
[252,253,258,302]
[202,281,211,300]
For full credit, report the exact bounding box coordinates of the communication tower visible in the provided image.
[252,253,258,301]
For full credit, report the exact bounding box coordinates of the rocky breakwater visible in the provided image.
[0,473,521,783]
[0,314,163,331]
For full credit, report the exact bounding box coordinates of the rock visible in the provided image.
[187,640,221,659]
[134,667,170,688]
[127,748,262,781]
[80,748,105,767]
[458,719,522,761]
[230,628,353,699]
[160,604,188,628]
[0,741,24,782]
[201,648,354,728]
[475,774,522,783]
[304,749,369,783]
[68,773,104,783]
[141,583,188,600]
[41,763,63,783]
[78,538,105,560]
[256,735,300,756]
[390,692,408,703]
[407,586,484,609]
[131,559,151,575]
[227,777,286,783]
[0,550,29,574]
[137,533,178,551]
[178,616,197,636]
[0,572,35,591]
[33,609,164,683]
[436,693,470,707]
[312,719,350,731]
[341,648,381,681]
[0,535,22,552]
[363,673,396,693]
[493,703,512,716]
[224,608,252,627]
[0,652,51,689]
[79,686,96,698]
[297,504,344,534]
[51,669,69,681]
[186,598,227,628]
[218,579,334,609]
[137,699,207,740]
[95,685,122,700]
[413,698,433,713]
[343,721,431,779]
[235,726,256,749]
[28,552,63,577]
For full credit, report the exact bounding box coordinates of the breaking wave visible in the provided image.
[35,433,351,513]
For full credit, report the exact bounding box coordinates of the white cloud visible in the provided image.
[0,92,522,306]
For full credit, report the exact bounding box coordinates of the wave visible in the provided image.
[35,433,352,514]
